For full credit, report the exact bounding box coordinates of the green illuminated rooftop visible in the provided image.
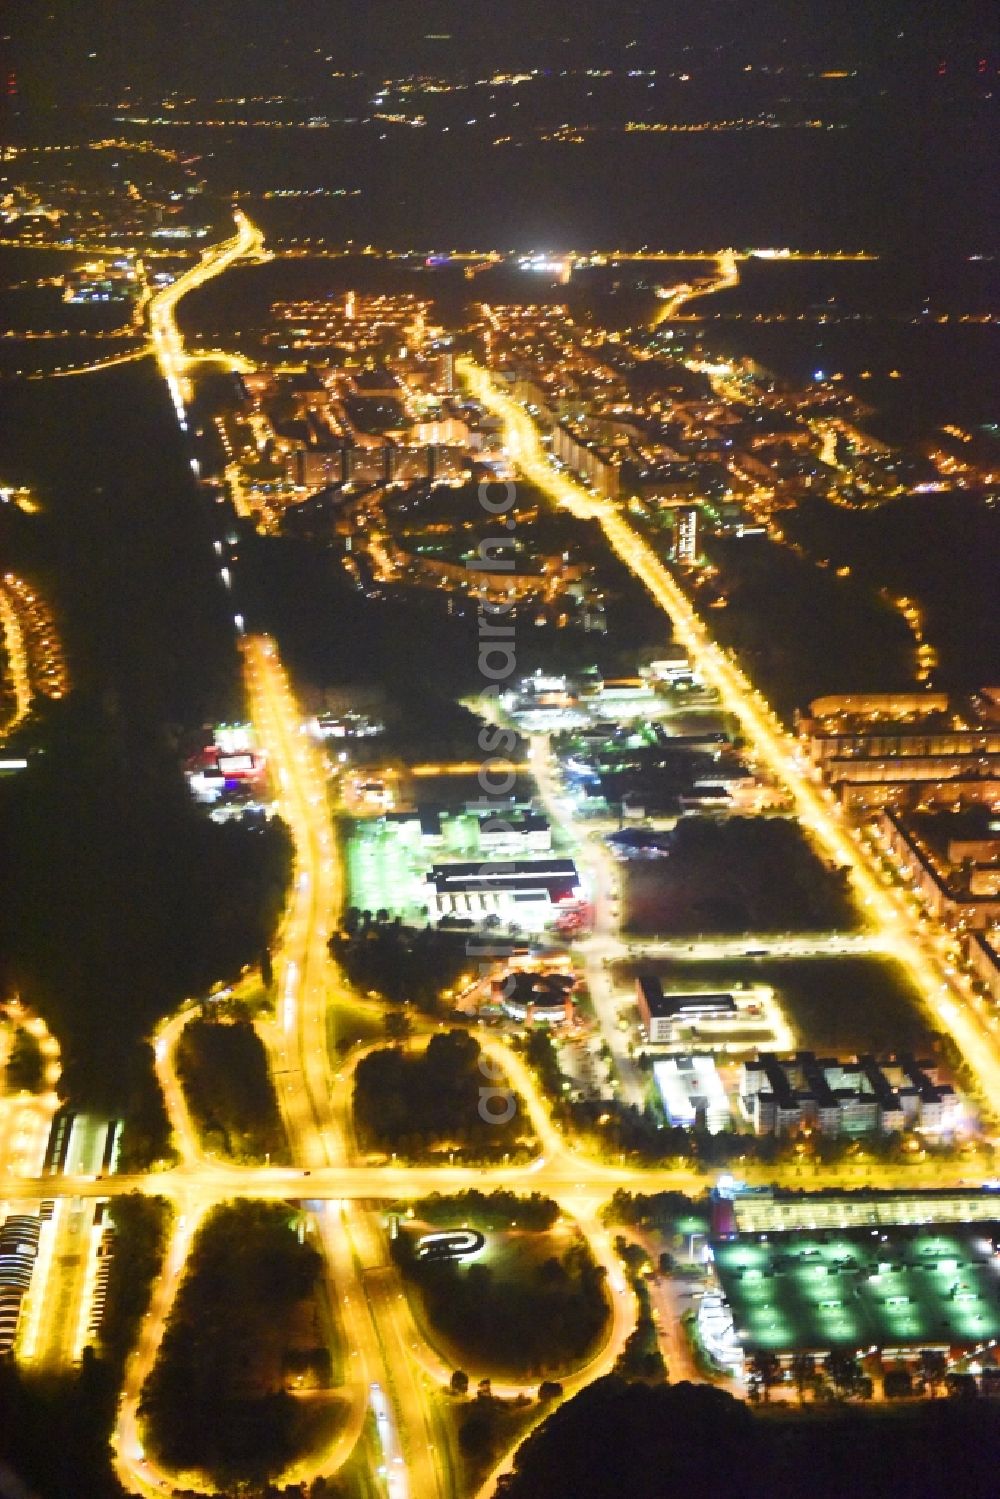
[712,1224,1000,1356]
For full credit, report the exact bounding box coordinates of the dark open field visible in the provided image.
[621,817,861,937]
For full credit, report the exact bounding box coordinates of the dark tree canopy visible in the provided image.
[502,1378,757,1499]
[353,1030,526,1156]
[175,1016,285,1162]
[501,1375,1000,1499]
[139,1201,322,1486]
[0,696,293,1109]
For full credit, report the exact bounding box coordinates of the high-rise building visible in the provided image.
[673,505,700,564]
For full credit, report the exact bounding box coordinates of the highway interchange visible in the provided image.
[1,212,997,1499]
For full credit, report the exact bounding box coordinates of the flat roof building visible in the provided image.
[477,811,551,856]
[711,1183,1000,1236]
[426,857,581,932]
[654,1055,731,1132]
[708,1223,1000,1364]
[636,977,738,1043]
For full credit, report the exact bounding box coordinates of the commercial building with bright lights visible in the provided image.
[710,1183,1000,1237]
[425,857,582,931]
[706,1223,1000,1366]
[653,1054,731,1132]
[185,722,271,820]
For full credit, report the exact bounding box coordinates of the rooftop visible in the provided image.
[637,977,738,1019]
[713,1224,1000,1356]
[495,971,575,1013]
[427,857,579,897]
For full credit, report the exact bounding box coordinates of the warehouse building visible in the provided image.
[426,857,581,930]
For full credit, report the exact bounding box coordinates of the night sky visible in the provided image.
[6,0,998,105]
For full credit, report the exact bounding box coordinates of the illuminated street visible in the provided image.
[242,634,346,1170]
[2,645,998,1495]
[527,734,647,1106]
[147,209,269,426]
[459,356,1000,1110]
[4,1142,996,1214]
[116,637,448,1498]
[113,1204,204,1499]
[650,248,739,326]
[2,15,997,1495]
[586,932,892,962]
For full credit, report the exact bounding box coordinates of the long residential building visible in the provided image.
[551,421,621,500]
[874,808,1000,931]
[969,931,1000,1002]
[740,1051,960,1138]
[796,693,1000,802]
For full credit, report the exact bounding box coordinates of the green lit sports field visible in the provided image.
[713,1225,1000,1355]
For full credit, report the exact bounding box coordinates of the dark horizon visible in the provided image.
[7,0,998,104]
